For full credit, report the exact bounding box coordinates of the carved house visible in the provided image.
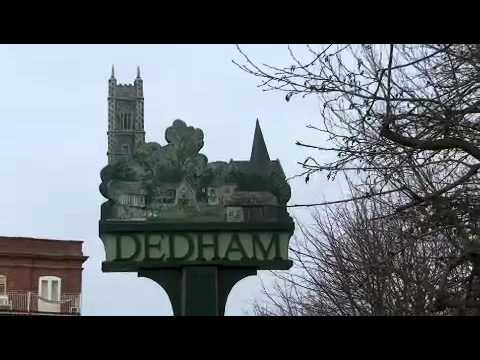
[224,191,280,223]
[100,70,291,225]
[153,184,177,205]
[176,179,197,208]
[207,184,237,206]
[108,180,148,220]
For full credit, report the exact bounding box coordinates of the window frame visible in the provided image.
[38,276,62,302]
[0,275,6,295]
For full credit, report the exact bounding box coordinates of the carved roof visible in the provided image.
[224,191,279,206]
[100,119,292,223]
[250,119,271,169]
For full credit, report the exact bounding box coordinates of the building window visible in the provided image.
[116,113,133,130]
[38,276,61,302]
[116,114,122,129]
[119,113,133,130]
[122,144,130,155]
[38,276,62,313]
[0,275,6,295]
[119,194,146,207]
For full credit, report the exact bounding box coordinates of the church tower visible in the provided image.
[107,66,145,164]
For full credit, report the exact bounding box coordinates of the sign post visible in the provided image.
[99,118,294,316]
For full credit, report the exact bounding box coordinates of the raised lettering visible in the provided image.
[144,233,165,261]
[252,233,282,260]
[224,233,249,260]
[197,233,220,261]
[115,234,141,261]
[168,233,195,261]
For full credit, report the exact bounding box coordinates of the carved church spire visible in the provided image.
[250,119,270,167]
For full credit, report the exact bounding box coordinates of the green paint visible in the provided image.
[224,233,249,260]
[181,267,218,316]
[103,231,290,266]
[168,233,195,261]
[197,233,220,261]
[99,103,295,315]
[115,234,141,261]
[252,232,282,260]
[100,119,293,225]
[144,233,166,261]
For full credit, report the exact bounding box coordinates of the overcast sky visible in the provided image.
[0,44,348,315]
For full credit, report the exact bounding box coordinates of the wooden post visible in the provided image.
[139,267,257,316]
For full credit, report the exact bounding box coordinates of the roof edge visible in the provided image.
[0,236,85,244]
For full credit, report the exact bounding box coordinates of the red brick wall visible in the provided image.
[0,237,87,295]
[0,237,84,257]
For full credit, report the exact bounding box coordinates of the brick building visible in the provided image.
[0,236,88,315]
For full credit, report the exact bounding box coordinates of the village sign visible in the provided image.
[99,68,294,315]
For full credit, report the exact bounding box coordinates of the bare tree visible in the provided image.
[235,44,480,314]
[254,192,475,316]
[234,44,480,212]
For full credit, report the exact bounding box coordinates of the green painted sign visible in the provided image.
[101,231,291,268]
[100,69,294,315]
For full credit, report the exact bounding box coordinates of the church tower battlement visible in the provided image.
[107,65,145,164]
